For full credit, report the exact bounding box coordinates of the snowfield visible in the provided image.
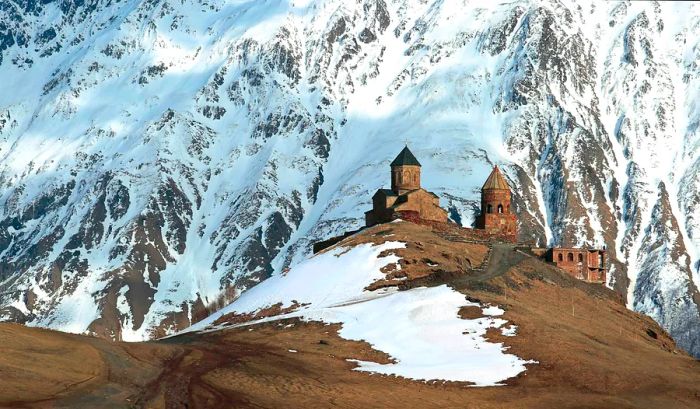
[185,241,535,385]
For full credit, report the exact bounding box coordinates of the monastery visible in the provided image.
[364,146,448,227]
[364,146,518,241]
[320,146,606,284]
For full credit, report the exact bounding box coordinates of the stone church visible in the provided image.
[364,146,448,227]
[475,165,518,240]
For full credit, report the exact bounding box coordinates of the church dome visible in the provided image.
[390,146,421,167]
[482,165,509,190]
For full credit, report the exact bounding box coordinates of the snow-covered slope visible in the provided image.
[185,239,534,385]
[0,0,699,356]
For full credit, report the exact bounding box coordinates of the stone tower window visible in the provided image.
[567,253,574,262]
[487,204,493,214]
[497,204,503,214]
[578,253,583,263]
[558,253,563,262]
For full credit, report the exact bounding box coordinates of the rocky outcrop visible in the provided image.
[633,184,700,356]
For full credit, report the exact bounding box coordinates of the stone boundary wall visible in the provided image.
[312,228,362,254]
[392,211,517,243]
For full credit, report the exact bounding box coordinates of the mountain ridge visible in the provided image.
[0,0,699,358]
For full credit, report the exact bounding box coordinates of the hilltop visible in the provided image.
[2,221,699,408]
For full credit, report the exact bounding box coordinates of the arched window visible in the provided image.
[413,172,418,183]
[487,204,493,214]
[567,253,574,262]
[497,204,503,214]
[578,253,583,263]
[557,253,563,262]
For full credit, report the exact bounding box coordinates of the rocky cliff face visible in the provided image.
[0,0,699,355]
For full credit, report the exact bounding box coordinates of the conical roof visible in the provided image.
[482,165,510,190]
[390,146,421,167]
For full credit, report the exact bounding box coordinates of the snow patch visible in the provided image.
[183,241,534,385]
[501,325,518,337]
[481,305,505,316]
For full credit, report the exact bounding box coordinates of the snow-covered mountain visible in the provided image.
[0,0,699,355]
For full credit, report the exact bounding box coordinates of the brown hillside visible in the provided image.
[1,221,699,408]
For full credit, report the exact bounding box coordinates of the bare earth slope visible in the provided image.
[2,222,699,408]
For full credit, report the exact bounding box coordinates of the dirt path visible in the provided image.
[478,244,526,280]
[442,243,527,292]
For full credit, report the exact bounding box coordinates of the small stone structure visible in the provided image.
[365,146,448,227]
[540,247,607,283]
[475,166,518,241]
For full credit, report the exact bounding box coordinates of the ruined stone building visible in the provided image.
[475,166,518,241]
[365,146,448,227]
[542,248,607,283]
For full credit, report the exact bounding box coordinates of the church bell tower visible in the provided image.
[476,165,517,239]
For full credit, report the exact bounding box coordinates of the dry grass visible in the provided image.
[0,323,104,404]
[326,222,489,290]
[1,221,699,408]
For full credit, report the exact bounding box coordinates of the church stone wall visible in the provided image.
[393,190,447,223]
[546,248,607,283]
[475,213,517,240]
[391,165,421,194]
[480,189,512,214]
